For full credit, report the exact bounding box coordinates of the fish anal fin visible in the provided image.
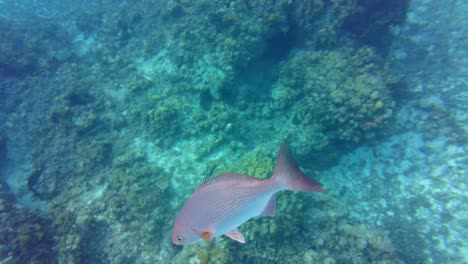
[225,229,245,243]
[200,230,214,241]
[260,194,276,217]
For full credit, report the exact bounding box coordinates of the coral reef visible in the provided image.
[0,0,465,263]
[145,100,182,145]
[273,46,398,150]
[212,148,274,179]
[0,181,56,262]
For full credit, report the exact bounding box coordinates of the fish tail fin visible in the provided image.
[272,144,325,192]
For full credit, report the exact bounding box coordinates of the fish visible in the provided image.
[171,144,325,245]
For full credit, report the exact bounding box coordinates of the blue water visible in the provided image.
[0,1,466,263]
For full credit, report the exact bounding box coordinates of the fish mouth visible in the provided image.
[172,240,183,246]
[170,240,184,250]
[171,236,180,245]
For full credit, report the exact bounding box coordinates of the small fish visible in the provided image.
[171,144,325,245]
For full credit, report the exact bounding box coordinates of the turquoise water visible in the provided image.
[0,0,466,263]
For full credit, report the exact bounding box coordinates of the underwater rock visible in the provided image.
[417,95,446,112]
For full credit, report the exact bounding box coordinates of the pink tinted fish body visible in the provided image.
[171,144,325,245]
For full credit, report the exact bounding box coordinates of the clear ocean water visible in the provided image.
[0,1,466,263]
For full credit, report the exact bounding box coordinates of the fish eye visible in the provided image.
[176,236,183,242]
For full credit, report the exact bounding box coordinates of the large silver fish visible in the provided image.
[171,144,325,245]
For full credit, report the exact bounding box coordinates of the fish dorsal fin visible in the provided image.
[260,194,277,217]
[195,173,258,192]
[225,229,245,243]
[195,177,215,192]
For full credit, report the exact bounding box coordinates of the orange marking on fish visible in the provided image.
[200,231,213,241]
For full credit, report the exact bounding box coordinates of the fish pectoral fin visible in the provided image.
[260,194,277,217]
[225,229,245,243]
[199,230,214,241]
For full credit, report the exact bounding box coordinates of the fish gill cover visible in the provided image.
[0,0,466,263]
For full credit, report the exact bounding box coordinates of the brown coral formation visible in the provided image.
[273,46,398,153]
